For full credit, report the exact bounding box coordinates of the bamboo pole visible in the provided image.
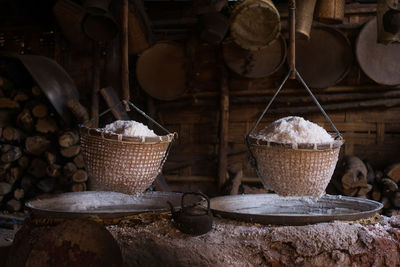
[218,67,230,190]
[91,43,100,127]
[288,0,296,79]
[121,0,130,109]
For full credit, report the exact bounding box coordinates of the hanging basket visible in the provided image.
[245,71,345,197]
[79,101,176,195]
[247,135,343,197]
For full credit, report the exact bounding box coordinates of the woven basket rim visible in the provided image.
[248,134,344,150]
[80,126,176,144]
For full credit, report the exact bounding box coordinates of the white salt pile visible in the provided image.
[256,116,334,144]
[99,120,157,137]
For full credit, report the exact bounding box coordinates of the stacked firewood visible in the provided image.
[0,77,88,212]
[329,155,400,216]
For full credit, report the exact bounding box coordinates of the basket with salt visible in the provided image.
[245,72,344,197]
[79,101,176,195]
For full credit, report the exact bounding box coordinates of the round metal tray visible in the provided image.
[26,191,185,219]
[210,194,383,225]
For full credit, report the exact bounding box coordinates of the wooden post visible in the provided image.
[288,0,296,79]
[218,67,229,190]
[91,43,100,127]
[121,0,130,109]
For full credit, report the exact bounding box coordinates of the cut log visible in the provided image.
[31,86,41,96]
[381,178,398,196]
[21,176,34,192]
[45,152,56,165]
[73,154,85,169]
[384,163,400,183]
[58,175,72,186]
[0,97,19,109]
[32,104,48,118]
[36,178,55,193]
[13,93,29,102]
[1,146,22,162]
[0,162,11,176]
[381,196,391,209]
[71,182,87,192]
[18,156,30,169]
[340,156,368,196]
[1,144,13,153]
[35,117,58,133]
[25,136,52,155]
[371,185,382,201]
[28,158,47,178]
[67,99,89,123]
[3,126,23,142]
[14,188,24,200]
[364,161,375,183]
[47,164,62,177]
[390,191,400,208]
[0,110,15,127]
[375,170,384,183]
[59,132,79,148]
[60,145,80,158]
[6,199,22,212]
[72,170,88,183]
[7,167,23,184]
[357,184,372,197]
[0,182,12,195]
[17,109,34,132]
[63,162,77,176]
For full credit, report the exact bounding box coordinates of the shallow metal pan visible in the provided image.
[210,194,383,225]
[26,191,188,219]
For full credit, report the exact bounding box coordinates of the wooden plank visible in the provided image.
[100,87,130,120]
[385,123,400,132]
[229,104,346,122]
[218,67,229,189]
[345,107,400,122]
[165,176,216,182]
[376,123,385,144]
[159,107,218,124]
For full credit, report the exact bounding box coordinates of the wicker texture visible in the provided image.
[251,144,341,197]
[80,128,173,195]
[230,0,280,51]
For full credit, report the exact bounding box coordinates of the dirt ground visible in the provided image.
[107,215,400,267]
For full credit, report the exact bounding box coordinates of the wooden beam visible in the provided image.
[121,0,130,107]
[218,67,229,190]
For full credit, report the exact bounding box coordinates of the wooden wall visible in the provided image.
[1,1,398,192]
[156,3,400,190]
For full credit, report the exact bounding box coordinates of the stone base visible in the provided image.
[108,215,400,267]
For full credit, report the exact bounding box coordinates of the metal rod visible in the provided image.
[288,0,296,79]
[296,71,342,138]
[246,71,291,137]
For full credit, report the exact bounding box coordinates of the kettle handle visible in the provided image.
[181,192,210,211]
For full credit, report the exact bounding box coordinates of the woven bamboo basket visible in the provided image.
[80,126,175,195]
[230,0,280,51]
[248,135,344,197]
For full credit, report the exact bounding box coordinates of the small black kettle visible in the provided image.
[167,192,213,236]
